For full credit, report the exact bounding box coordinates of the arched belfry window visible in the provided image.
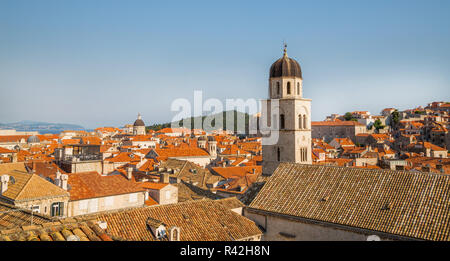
[297,83,300,95]
[287,82,291,94]
[280,114,285,130]
[277,147,281,161]
[303,115,307,129]
[277,82,280,95]
[298,115,302,129]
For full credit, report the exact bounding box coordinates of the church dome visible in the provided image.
[27,135,40,143]
[133,114,145,127]
[269,45,302,78]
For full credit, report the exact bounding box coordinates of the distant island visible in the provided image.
[0,120,86,134]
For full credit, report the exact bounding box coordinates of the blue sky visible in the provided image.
[1,0,449,128]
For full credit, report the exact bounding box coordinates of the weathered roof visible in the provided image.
[86,199,262,241]
[311,121,365,126]
[66,171,145,201]
[0,170,69,202]
[0,218,122,241]
[249,162,450,241]
[215,197,245,210]
[0,202,51,229]
[269,48,302,78]
[0,162,28,173]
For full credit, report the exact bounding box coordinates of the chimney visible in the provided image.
[222,161,226,168]
[60,174,68,190]
[160,173,169,184]
[0,175,9,194]
[127,167,133,180]
[55,170,62,187]
[252,168,256,174]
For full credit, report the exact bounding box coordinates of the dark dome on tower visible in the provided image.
[133,114,145,127]
[27,135,40,143]
[269,45,302,78]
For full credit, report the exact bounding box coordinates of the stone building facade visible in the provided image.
[311,121,368,143]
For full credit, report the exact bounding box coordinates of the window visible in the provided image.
[303,115,307,129]
[277,147,281,161]
[276,82,280,95]
[157,227,167,239]
[31,205,40,213]
[297,83,300,95]
[280,114,285,129]
[51,202,64,217]
[299,115,302,129]
[129,193,138,203]
[287,82,291,94]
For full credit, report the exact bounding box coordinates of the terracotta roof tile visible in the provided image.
[249,163,450,241]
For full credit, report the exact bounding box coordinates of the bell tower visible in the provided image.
[262,45,312,175]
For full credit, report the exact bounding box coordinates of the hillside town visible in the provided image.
[0,48,449,242]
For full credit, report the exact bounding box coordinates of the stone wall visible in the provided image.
[68,192,145,217]
[15,195,70,217]
[244,209,390,241]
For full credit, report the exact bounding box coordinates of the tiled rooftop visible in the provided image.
[0,218,122,241]
[84,199,261,241]
[249,163,450,241]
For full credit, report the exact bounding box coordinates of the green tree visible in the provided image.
[390,110,400,126]
[344,112,353,121]
[373,119,385,131]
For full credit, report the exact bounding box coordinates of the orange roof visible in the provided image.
[152,147,210,159]
[104,152,141,163]
[423,142,446,151]
[144,197,159,206]
[81,137,101,145]
[0,135,29,143]
[139,182,168,190]
[61,139,80,145]
[312,121,365,126]
[156,128,191,134]
[221,145,252,155]
[332,138,355,147]
[0,147,15,153]
[67,171,145,201]
[138,159,155,172]
[370,134,390,141]
[318,158,353,166]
